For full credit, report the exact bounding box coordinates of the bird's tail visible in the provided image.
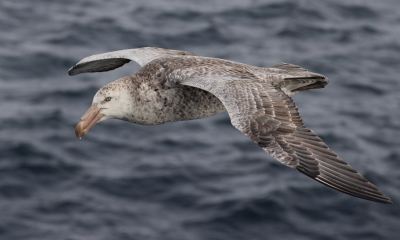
[270,63,328,94]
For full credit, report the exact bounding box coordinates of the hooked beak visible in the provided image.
[75,105,104,139]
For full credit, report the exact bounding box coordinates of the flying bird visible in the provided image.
[69,47,392,203]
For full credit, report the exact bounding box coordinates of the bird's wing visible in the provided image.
[68,47,195,76]
[165,62,391,203]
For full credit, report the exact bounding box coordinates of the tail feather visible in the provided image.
[270,63,328,94]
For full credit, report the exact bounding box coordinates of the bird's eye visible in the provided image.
[104,97,112,102]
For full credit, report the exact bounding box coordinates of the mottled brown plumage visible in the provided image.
[69,47,391,203]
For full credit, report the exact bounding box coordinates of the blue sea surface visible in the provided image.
[0,0,399,239]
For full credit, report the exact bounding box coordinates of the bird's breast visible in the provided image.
[132,84,225,125]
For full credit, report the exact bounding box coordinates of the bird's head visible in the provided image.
[75,78,132,139]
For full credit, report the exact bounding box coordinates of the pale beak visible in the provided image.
[75,105,104,139]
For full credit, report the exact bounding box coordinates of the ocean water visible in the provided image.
[0,0,400,239]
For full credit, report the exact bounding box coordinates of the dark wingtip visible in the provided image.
[296,167,393,204]
[381,195,393,204]
[68,65,78,76]
[370,193,393,204]
[67,58,131,76]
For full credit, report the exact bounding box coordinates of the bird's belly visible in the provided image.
[131,85,225,125]
[157,86,226,123]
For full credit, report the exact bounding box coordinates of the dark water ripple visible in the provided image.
[1,0,400,239]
